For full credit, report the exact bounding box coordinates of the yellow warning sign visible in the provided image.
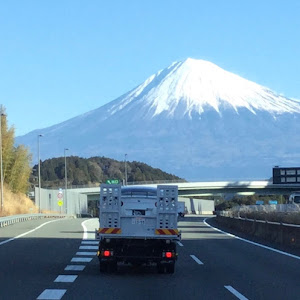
[57,200,64,206]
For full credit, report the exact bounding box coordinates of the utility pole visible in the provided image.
[0,108,6,212]
[64,148,69,214]
[125,153,128,186]
[37,134,43,213]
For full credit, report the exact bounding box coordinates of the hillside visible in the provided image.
[31,156,184,188]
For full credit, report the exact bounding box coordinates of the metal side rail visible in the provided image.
[0,213,71,228]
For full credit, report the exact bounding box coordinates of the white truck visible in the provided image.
[288,192,300,204]
[96,184,180,273]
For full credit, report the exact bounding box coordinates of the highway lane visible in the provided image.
[0,217,85,300]
[1,216,300,299]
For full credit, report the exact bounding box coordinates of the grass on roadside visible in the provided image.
[0,186,38,217]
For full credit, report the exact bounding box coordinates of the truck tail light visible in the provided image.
[103,250,111,257]
[165,252,172,258]
[164,251,173,258]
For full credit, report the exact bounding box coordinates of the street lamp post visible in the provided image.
[0,111,6,212]
[37,134,43,213]
[64,148,69,214]
[125,153,128,186]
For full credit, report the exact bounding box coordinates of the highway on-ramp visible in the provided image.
[0,216,300,300]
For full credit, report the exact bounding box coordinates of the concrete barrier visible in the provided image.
[216,215,300,249]
[0,214,70,228]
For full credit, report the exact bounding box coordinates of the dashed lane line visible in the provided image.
[64,265,85,271]
[71,257,93,263]
[54,275,78,283]
[224,285,249,300]
[79,245,98,250]
[37,220,95,299]
[76,251,97,256]
[177,241,184,247]
[81,240,99,245]
[37,289,67,300]
[190,254,204,265]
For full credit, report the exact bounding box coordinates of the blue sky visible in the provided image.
[1,0,300,136]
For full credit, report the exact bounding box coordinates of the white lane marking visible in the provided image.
[81,240,98,245]
[190,254,204,265]
[79,245,98,250]
[224,286,249,300]
[37,289,67,300]
[81,220,89,240]
[204,218,300,261]
[76,251,97,256]
[54,275,78,283]
[65,265,85,271]
[71,257,93,263]
[177,241,184,247]
[0,219,62,247]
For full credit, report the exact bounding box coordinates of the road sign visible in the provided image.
[57,200,64,207]
[269,200,278,205]
[256,200,264,205]
[106,179,119,184]
[57,193,63,199]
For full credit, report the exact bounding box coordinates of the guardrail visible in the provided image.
[217,213,300,228]
[0,213,69,228]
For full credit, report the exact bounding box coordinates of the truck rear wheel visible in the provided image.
[157,263,166,274]
[166,262,175,274]
[157,262,175,274]
[99,261,107,272]
[107,261,117,273]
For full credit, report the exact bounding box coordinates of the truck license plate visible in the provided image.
[132,218,145,225]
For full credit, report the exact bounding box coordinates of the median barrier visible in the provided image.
[0,213,71,228]
[216,215,300,249]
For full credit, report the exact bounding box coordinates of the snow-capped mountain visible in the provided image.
[16,58,300,180]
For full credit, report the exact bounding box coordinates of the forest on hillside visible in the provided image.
[31,156,184,188]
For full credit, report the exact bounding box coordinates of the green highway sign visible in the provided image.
[106,179,119,184]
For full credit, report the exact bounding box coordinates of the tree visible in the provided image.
[0,106,32,193]
[7,145,32,193]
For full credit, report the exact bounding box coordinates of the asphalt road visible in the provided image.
[1,216,300,300]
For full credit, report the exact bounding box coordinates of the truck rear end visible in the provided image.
[96,184,180,273]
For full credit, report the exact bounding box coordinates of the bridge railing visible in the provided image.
[0,213,68,228]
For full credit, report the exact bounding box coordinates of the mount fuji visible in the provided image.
[16,58,300,180]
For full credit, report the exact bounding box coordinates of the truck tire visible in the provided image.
[107,261,117,273]
[157,263,166,274]
[166,262,175,274]
[99,261,107,272]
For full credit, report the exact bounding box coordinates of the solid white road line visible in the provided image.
[190,254,204,265]
[224,286,249,300]
[71,257,93,263]
[81,220,89,240]
[203,218,300,261]
[177,241,184,247]
[76,251,97,256]
[54,275,78,283]
[79,245,98,250]
[0,219,61,247]
[37,289,67,300]
[64,265,86,271]
[81,240,98,245]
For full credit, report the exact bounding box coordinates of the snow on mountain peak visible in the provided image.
[108,58,300,118]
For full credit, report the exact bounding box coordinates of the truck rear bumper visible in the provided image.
[98,238,177,264]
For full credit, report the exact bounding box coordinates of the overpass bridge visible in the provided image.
[70,180,300,198]
[36,180,300,215]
